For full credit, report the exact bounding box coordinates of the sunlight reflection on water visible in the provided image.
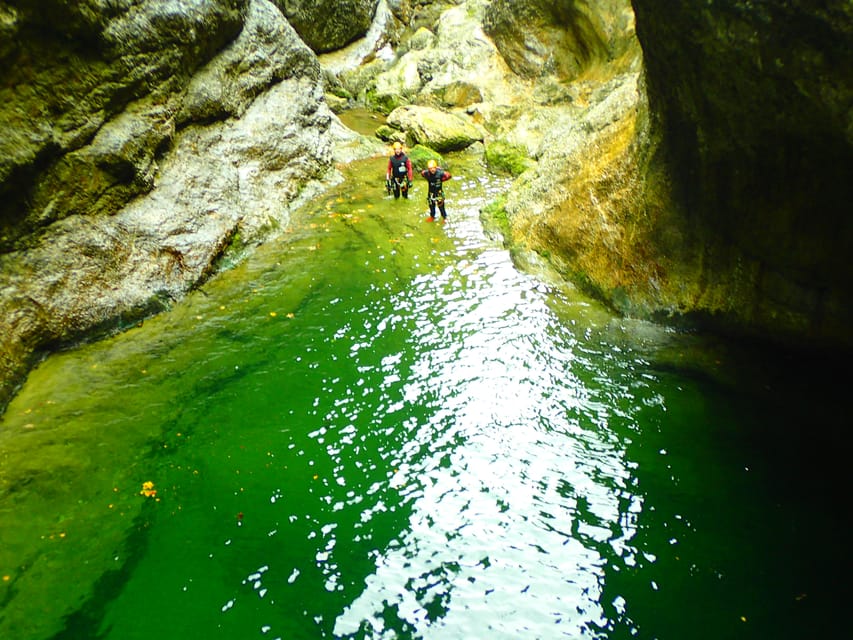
[328,243,642,638]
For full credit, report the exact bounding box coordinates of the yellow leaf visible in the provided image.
[140,481,157,497]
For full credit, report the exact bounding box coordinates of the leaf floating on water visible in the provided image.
[140,481,157,498]
[269,312,277,317]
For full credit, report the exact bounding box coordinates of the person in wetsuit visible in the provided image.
[386,142,413,199]
[421,159,451,221]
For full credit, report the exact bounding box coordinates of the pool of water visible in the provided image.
[0,151,847,639]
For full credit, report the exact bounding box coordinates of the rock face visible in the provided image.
[339,0,527,113]
[483,0,636,80]
[0,0,340,411]
[506,0,853,351]
[631,0,853,347]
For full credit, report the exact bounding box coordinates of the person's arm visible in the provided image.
[406,158,413,181]
[441,171,452,181]
[386,158,393,179]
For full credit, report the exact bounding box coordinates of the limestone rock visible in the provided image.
[179,0,320,123]
[629,0,853,347]
[386,104,483,150]
[362,0,526,112]
[0,0,337,411]
[483,0,637,80]
[503,0,853,351]
[270,0,380,53]
[0,0,248,246]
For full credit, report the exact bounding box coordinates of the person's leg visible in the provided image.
[393,182,401,199]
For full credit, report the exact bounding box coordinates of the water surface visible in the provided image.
[0,151,846,639]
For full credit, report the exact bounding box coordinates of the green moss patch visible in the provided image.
[484,140,532,176]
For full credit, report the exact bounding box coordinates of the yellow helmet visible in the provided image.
[393,141,403,152]
[427,159,437,169]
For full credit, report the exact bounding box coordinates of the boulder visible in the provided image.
[270,0,380,53]
[385,104,483,151]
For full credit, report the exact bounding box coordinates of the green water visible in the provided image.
[0,151,847,639]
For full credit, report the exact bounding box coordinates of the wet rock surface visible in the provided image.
[0,0,347,409]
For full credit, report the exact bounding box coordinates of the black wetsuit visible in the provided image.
[421,168,451,218]
[387,153,412,199]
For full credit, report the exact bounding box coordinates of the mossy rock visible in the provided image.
[484,140,533,176]
[327,85,353,100]
[479,196,511,242]
[325,93,348,113]
[407,145,443,173]
[374,124,404,143]
[363,88,406,115]
[386,105,484,152]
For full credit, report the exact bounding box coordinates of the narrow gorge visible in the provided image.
[2,0,851,412]
[1,2,851,638]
